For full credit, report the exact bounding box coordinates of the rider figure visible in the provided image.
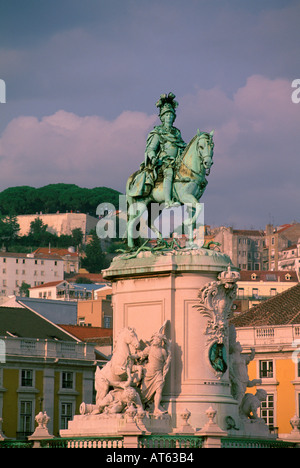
[144,92,187,208]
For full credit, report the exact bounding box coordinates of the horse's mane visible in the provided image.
[176,133,202,168]
[113,326,136,348]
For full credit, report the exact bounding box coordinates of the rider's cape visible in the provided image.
[128,126,186,198]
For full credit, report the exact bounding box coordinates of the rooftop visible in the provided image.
[59,324,112,342]
[239,270,298,282]
[0,306,79,341]
[34,247,79,258]
[231,283,300,328]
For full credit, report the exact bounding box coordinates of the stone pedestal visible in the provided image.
[60,412,172,437]
[103,248,239,431]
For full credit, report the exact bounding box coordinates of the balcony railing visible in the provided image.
[2,337,95,361]
[236,324,300,346]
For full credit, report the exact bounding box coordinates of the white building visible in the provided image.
[278,239,300,279]
[0,252,64,298]
[16,213,98,241]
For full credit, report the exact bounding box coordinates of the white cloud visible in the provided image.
[180,75,300,226]
[0,109,156,191]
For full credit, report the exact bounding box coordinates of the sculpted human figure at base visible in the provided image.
[138,327,172,415]
[229,339,261,406]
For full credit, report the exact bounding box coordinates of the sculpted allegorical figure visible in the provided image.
[138,326,172,415]
[239,389,268,422]
[229,335,261,406]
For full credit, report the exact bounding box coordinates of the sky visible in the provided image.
[0,0,299,229]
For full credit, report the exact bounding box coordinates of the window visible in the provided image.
[60,402,73,430]
[259,360,273,379]
[260,394,275,429]
[238,288,244,298]
[21,369,33,387]
[19,400,33,436]
[270,288,277,296]
[104,316,112,328]
[252,288,259,298]
[62,372,73,389]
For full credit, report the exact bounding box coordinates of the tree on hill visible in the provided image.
[0,184,121,216]
[81,230,108,273]
[0,214,20,248]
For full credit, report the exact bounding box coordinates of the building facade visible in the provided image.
[34,247,80,274]
[211,227,264,271]
[264,223,300,271]
[16,213,98,241]
[231,283,300,435]
[235,269,298,312]
[0,306,96,438]
[278,240,300,278]
[0,338,95,438]
[0,252,64,299]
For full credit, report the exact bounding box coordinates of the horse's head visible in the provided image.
[197,130,214,176]
[122,327,141,351]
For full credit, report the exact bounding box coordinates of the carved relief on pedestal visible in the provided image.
[81,321,172,419]
[195,266,239,378]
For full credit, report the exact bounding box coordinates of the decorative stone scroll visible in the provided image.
[195,266,239,377]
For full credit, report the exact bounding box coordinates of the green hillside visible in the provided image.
[0,184,122,216]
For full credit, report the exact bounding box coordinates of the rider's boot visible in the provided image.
[163,169,180,208]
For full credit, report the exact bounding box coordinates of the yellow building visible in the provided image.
[235,269,298,312]
[231,283,300,435]
[0,306,96,439]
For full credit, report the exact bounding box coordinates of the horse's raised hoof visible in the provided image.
[165,200,180,208]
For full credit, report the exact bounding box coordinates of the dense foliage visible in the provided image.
[0,184,121,216]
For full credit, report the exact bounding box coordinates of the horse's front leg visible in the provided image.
[180,189,204,248]
[127,199,149,248]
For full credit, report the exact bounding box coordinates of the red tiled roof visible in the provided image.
[67,273,109,283]
[29,280,66,290]
[59,324,113,341]
[281,244,298,252]
[230,283,300,327]
[277,224,293,233]
[232,229,264,237]
[34,247,79,258]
